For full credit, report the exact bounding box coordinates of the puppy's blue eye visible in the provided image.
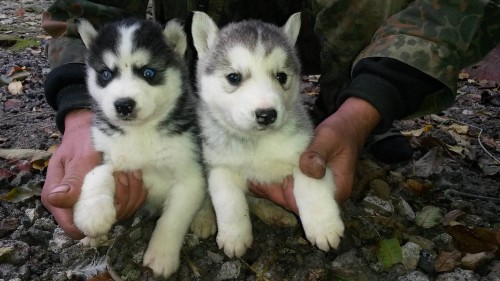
[143,68,156,78]
[226,73,242,85]
[100,70,113,81]
[276,72,287,84]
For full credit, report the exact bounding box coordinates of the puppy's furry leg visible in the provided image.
[209,167,252,258]
[293,167,344,251]
[190,195,217,239]
[248,196,298,227]
[74,164,116,245]
[143,175,205,278]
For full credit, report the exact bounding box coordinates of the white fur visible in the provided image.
[74,19,215,278]
[193,12,344,258]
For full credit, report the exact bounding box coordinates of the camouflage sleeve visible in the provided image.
[354,0,500,117]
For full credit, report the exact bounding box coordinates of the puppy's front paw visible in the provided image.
[143,240,180,278]
[190,207,217,239]
[74,195,116,238]
[217,220,253,258]
[79,235,109,247]
[300,206,344,251]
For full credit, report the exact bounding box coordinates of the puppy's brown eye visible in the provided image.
[226,73,242,85]
[276,72,287,84]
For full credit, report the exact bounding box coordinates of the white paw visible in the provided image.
[74,195,116,238]
[190,207,217,239]
[217,220,253,258]
[143,240,180,278]
[301,210,344,251]
[79,235,109,247]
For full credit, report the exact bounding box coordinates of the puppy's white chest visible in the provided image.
[94,127,173,171]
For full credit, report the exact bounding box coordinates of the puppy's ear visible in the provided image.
[191,11,218,58]
[76,19,98,49]
[282,12,301,45]
[163,19,187,57]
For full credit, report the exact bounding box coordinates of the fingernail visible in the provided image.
[133,170,142,180]
[309,153,326,169]
[117,173,129,186]
[51,184,70,194]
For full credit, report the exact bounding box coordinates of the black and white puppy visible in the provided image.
[74,18,215,278]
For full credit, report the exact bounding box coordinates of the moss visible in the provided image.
[0,34,40,51]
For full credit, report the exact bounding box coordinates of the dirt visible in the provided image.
[1,1,500,281]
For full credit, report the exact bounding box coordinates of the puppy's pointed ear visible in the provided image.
[282,12,301,45]
[191,11,218,58]
[163,19,187,56]
[76,19,98,49]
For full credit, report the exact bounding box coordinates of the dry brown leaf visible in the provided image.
[445,225,500,255]
[403,178,432,194]
[0,148,52,162]
[435,250,462,272]
[402,125,433,137]
[448,123,469,134]
[8,81,23,95]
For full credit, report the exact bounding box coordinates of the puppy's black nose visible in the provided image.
[114,98,136,117]
[255,108,277,125]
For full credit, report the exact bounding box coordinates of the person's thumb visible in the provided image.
[299,144,328,179]
[46,180,82,209]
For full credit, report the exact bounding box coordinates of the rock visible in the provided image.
[396,197,416,221]
[461,252,495,271]
[409,236,436,253]
[487,261,500,280]
[401,242,422,271]
[361,195,394,216]
[398,270,430,281]
[207,250,224,264]
[0,240,29,266]
[432,233,454,251]
[331,249,379,280]
[0,217,20,236]
[48,227,74,253]
[417,249,436,274]
[436,268,479,281]
[216,261,241,280]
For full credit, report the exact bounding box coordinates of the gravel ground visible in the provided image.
[1,1,500,280]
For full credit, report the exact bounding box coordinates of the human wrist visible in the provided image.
[328,97,381,148]
[63,109,93,134]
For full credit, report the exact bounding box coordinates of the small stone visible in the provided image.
[49,227,74,253]
[401,242,422,271]
[207,250,224,264]
[216,261,241,280]
[436,268,478,281]
[396,197,416,221]
[409,236,436,253]
[432,233,454,251]
[397,270,430,281]
[417,249,436,274]
[361,195,394,216]
[461,252,495,271]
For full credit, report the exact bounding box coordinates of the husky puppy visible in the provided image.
[74,18,215,278]
[192,12,345,258]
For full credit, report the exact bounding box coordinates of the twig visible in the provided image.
[238,257,271,281]
[444,189,500,203]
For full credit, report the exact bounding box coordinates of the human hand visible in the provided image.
[249,97,381,211]
[41,110,147,239]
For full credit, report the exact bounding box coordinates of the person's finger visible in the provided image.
[281,175,298,214]
[115,171,147,220]
[299,123,336,179]
[49,207,85,239]
[114,172,131,220]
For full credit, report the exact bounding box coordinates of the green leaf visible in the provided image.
[416,205,443,228]
[378,238,402,269]
[0,183,41,203]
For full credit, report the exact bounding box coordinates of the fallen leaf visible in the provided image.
[416,206,443,229]
[402,125,433,137]
[403,178,432,194]
[0,149,52,162]
[447,123,469,134]
[435,250,462,272]
[413,147,445,178]
[442,210,465,226]
[378,238,402,269]
[445,225,500,255]
[0,183,41,203]
[8,81,23,95]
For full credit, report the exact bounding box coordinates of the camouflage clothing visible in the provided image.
[42,0,500,132]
